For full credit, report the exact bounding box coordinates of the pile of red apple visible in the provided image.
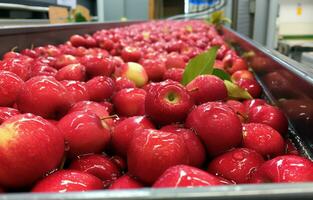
[0,20,312,194]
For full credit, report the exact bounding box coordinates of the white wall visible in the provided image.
[277,0,313,36]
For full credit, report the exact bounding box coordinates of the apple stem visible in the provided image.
[59,154,67,170]
[101,114,119,120]
[30,44,34,50]
[236,111,249,122]
[11,46,18,52]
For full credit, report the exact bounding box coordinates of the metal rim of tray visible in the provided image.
[2,183,313,200]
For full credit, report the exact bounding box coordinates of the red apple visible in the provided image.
[221,50,237,69]
[0,58,31,81]
[98,38,114,51]
[16,76,72,119]
[56,45,78,56]
[2,51,24,60]
[31,63,58,77]
[0,107,20,124]
[113,88,146,117]
[86,48,109,58]
[166,40,184,53]
[54,54,79,70]
[57,111,111,158]
[145,80,194,124]
[127,129,189,184]
[112,116,154,157]
[242,123,285,158]
[153,165,230,188]
[109,174,143,190]
[226,58,248,74]
[226,100,247,122]
[43,45,62,57]
[165,53,186,69]
[0,70,24,107]
[186,75,228,104]
[121,46,142,62]
[160,125,206,167]
[181,46,201,60]
[250,155,313,183]
[114,77,136,91]
[208,148,264,184]
[69,100,113,131]
[236,78,262,98]
[69,100,109,118]
[84,34,97,48]
[214,60,224,70]
[70,34,87,47]
[32,170,103,192]
[163,68,184,82]
[140,59,166,82]
[185,102,242,156]
[98,101,114,114]
[61,80,90,103]
[0,114,64,188]
[80,55,115,78]
[34,56,57,68]
[231,70,254,82]
[55,63,86,81]
[21,48,38,58]
[243,99,267,112]
[69,154,121,187]
[86,76,115,101]
[248,105,288,135]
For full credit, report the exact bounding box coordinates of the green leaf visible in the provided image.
[224,80,253,100]
[181,46,219,85]
[212,68,231,81]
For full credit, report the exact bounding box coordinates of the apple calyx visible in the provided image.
[165,92,180,104]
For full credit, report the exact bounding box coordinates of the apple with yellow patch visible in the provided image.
[0,114,65,189]
[117,62,148,87]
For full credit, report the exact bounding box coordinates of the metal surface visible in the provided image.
[0,3,48,11]
[252,0,269,45]
[0,21,313,199]
[0,19,50,27]
[0,21,142,57]
[2,183,313,200]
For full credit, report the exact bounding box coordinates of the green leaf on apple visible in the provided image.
[224,80,253,100]
[181,46,219,85]
[212,68,231,81]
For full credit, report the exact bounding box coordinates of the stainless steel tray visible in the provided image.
[0,21,313,200]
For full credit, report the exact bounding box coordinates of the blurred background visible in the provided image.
[0,0,312,66]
